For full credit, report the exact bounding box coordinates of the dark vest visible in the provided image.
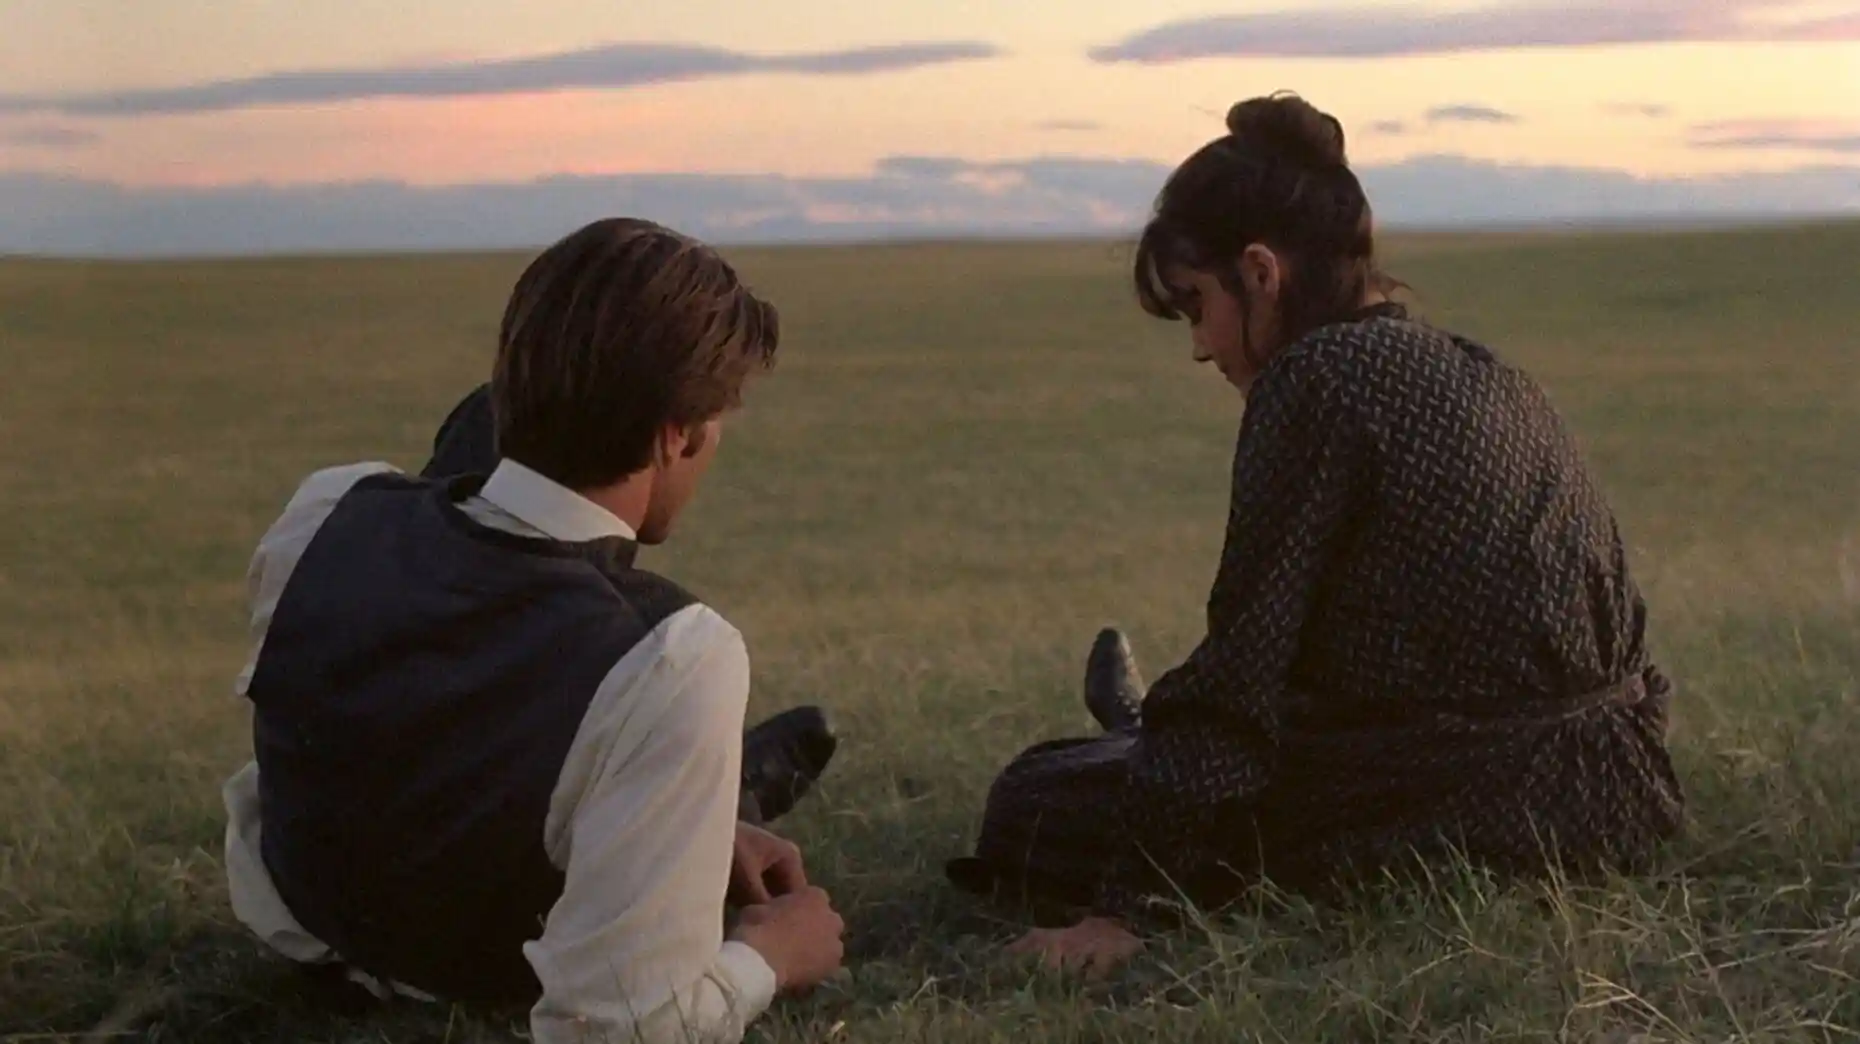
[244,470,697,1006]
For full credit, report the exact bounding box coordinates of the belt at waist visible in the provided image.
[1277,665,1664,736]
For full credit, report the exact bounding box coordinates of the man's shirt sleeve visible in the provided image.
[524,604,778,1044]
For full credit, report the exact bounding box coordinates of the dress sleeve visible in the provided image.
[1093,334,1375,919]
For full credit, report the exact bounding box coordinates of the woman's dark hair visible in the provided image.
[1133,91,1401,357]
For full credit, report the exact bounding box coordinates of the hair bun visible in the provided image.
[1225,92,1348,169]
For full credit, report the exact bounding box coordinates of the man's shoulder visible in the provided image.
[633,597,745,667]
[598,564,708,628]
[251,461,400,554]
[574,599,750,761]
[276,460,408,518]
[606,597,749,705]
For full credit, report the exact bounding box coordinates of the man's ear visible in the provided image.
[652,423,688,468]
[654,418,713,465]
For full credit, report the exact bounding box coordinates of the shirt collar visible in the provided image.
[476,459,637,544]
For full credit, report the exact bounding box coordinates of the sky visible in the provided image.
[2,0,1857,254]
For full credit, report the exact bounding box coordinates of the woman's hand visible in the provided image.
[1005,916,1144,979]
[729,821,807,905]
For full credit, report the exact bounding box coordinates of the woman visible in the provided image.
[946,92,1686,974]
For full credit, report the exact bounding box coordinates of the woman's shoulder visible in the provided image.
[1258,306,1552,444]
[1295,303,1461,358]
[1261,305,1465,397]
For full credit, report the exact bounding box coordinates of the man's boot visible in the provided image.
[739,705,838,823]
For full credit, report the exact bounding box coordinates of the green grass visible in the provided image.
[2,222,1858,1042]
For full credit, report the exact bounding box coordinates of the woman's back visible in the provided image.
[1131,303,1686,894]
[1276,308,1646,729]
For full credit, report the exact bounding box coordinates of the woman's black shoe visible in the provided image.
[1083,628,1145,732]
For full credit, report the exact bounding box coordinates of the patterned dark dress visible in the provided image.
[951,302,1686,922]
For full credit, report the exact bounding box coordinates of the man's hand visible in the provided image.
[729,886,845,993]
[729,821,807,905]
[1005,916,1143,980]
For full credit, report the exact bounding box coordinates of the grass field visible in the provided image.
[2,222,1858,1042]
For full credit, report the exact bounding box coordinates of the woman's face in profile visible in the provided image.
[1166,250,1283,395]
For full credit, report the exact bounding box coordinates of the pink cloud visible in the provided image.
[86,92,690,187]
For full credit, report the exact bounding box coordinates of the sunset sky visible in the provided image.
[2,0,1857,253]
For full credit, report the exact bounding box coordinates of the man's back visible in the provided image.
[245,465,695,1003]
[225,458,781,1042]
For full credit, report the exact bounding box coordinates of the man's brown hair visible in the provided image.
[490,217,779,489]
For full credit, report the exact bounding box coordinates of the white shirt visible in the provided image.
[222,458,778,1043]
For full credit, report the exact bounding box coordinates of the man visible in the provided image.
[221,217,845,1043]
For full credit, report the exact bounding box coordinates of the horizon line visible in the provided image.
[7,211,1857,264]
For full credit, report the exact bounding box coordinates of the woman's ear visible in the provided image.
[1239,243,1284,300]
